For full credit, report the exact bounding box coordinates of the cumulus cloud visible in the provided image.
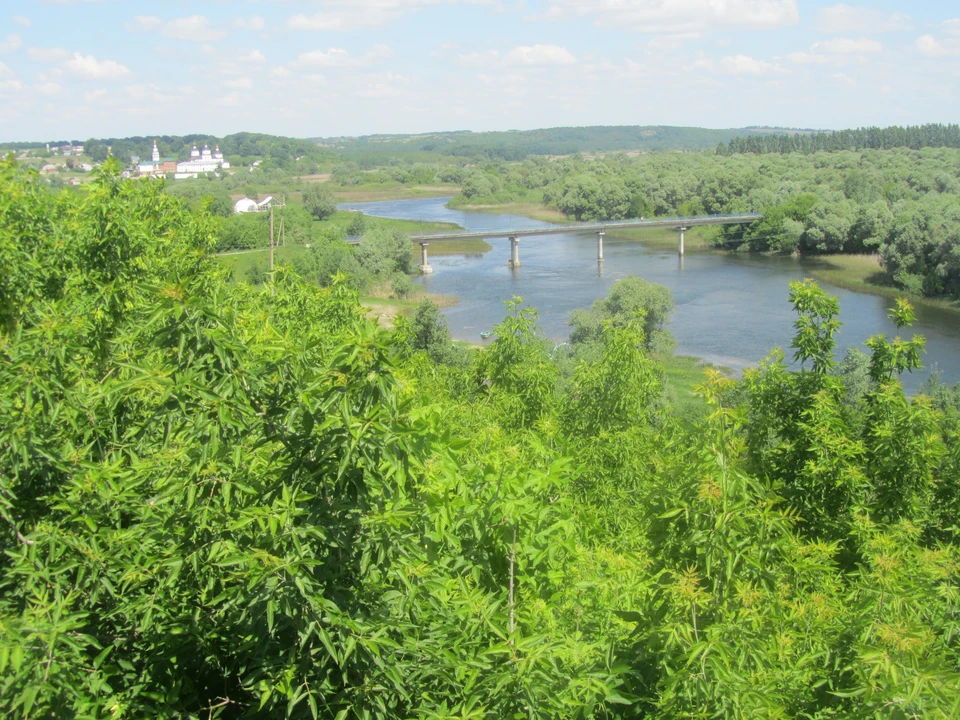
[13,16,31,27]
[816,4,912,34]
[127,16,162,31]
[226,77,254,90]
[0,34,22,54]
[234,16,265,31]
[916,35,960,58]
[291,44,393,68]
[503,44,576,66]
[0,75,22,98]
[128,15,227,42]
[718,54,785,75]
[535,0,798,34]
[288,0,498,31]
[28,47,69,62]
[458,44,576,69]
[240,50,267,64]
[35,81,62,95]
[163,15,227,42]
[64,52,132,80]
[788,37,883,65]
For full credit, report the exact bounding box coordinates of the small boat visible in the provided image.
[479,331,492,339]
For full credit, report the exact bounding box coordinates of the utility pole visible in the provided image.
[269,205,275,295]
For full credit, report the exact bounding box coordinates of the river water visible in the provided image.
[341,197,960,392]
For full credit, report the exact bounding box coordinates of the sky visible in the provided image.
[1,1,959,142]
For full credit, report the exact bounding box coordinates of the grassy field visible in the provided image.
[331,183,460,202]
[453,202,571,224]
[658,353,735,424]
[807,254,960,314]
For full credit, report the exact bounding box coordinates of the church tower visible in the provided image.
[151,140,160,162]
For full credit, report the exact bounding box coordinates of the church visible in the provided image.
[177,143,230,174]
[136,140,230,177]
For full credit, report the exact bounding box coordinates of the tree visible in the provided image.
[84,137,108,162]
[569,276,674,352]
[301,182,337,220]
[207,193,234,218]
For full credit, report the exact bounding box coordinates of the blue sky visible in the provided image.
[1,1,958,141]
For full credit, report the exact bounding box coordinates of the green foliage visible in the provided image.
[301,183,337,220]
[3,159,960,719]
[476,297,558,427]
[569,276,675,353]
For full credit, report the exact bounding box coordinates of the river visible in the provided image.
[341,196,960,392]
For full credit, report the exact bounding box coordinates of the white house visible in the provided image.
[234,198,259,214]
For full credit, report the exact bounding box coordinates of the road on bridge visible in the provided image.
[399,213,763,273]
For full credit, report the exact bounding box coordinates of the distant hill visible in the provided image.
[312,125,814,162]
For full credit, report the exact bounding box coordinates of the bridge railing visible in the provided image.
[408,212,762,241]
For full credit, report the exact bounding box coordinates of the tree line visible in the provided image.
[720,123,960,156]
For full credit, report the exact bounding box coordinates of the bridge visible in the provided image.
[349,213,762,273]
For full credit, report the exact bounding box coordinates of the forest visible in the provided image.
[3,155,960,718]
[443,146,960,300]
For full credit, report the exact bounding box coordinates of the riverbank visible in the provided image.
[806,254,960,314]
[362,293,458,329]
[446,200,570,224]
[332,184,461,203]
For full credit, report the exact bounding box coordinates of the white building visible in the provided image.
[138,140,164,175]
[177,144,230,174]
[234,198,259,214]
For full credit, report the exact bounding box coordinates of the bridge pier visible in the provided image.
[678,227,687,256]
[419,242,433,274]
[597,230,605,263]
[508,236,520,268]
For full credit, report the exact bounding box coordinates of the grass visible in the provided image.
[606,225,719,252]
[807,254,960,314]
[331,183,461,202]
[657,353,735,424]
[454,202,571,224]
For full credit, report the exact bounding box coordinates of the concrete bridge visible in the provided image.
[351,213,762,273]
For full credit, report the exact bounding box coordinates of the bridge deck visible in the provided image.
[405,213,761,242]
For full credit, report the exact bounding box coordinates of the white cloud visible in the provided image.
[234,16,265,31]
[503,44,576,66]
[129,15,227,42]
[241,50,267,64]
[13,16,31,27]
[128,16,162,31]
[0,61,14,79]
[83,88,107,104]
[457,50,501,67]
[718,54,785,75]
[788,37,883,65]
[458,44,576,69]
[817,4,912,34]
[291,45,393,68]
[28,47,69,62]
[288,0,473,31]
[0,34,22,54]
[356,72,409,98]
[537,0,798,34]
[943,19,960,37]
[35,81,62,95]
[226,77,254,90]
[916,35,960,58]
[163,15,227,42]
[830,73,856,87]
[64,53,132,80]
